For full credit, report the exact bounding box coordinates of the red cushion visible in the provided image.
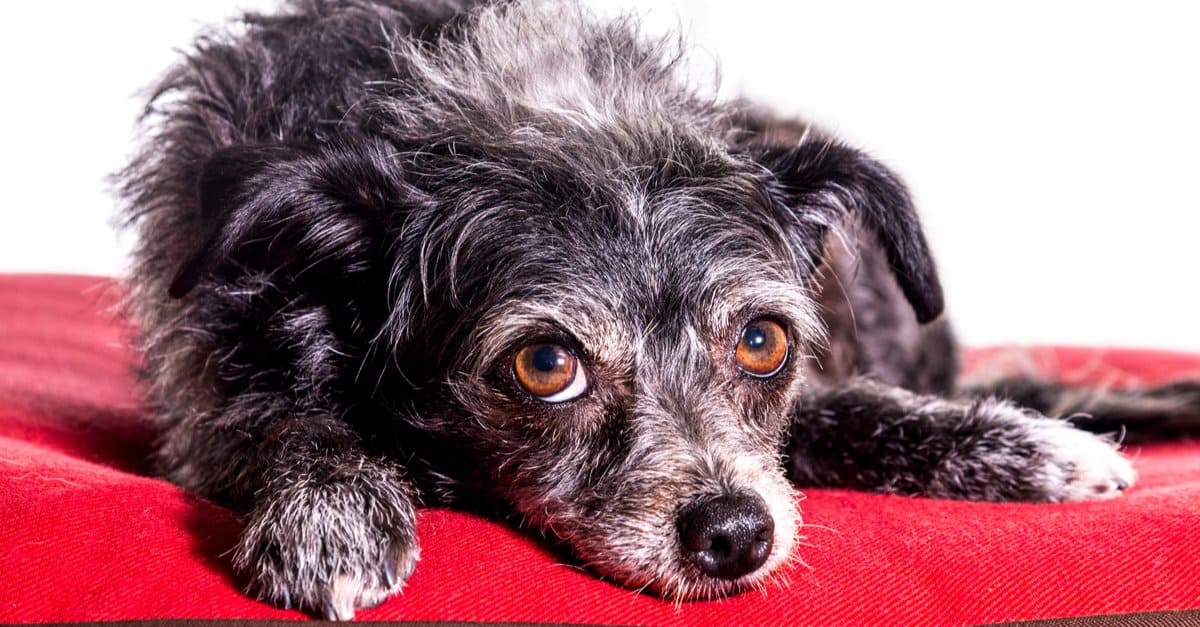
[1,274,1198,624]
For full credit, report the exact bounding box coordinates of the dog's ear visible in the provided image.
[750,138,945,324]
[168,138,412,298]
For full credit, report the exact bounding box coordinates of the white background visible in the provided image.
[0,1,1196,350]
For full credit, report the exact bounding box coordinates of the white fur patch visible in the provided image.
[326,543,419,621]
[1028,419,1136,501]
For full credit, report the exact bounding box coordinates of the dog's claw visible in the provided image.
[387,541,420,584]
[383,563,397,589]
[326,576,360,621]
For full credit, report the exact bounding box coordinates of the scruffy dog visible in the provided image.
[118,0,1200,620]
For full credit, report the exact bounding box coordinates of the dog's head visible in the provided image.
[165,1,942,600]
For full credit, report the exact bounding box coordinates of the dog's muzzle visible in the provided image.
[677,492,774,580]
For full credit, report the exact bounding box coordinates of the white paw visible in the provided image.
[236,496,421,621]
[325,542,420,621]
[1030,420,1136,501]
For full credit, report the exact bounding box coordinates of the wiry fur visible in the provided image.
[116,0,1200,620]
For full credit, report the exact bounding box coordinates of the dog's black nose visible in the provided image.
[678,493,774,580]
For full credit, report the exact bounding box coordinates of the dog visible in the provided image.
[116,0,1200,620]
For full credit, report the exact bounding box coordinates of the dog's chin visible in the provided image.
[565,513,799,602]
[664,555,796,602]
[603,541,796,602]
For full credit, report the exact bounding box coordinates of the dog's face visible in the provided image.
[394,121,947,597]
[413,149,819,598]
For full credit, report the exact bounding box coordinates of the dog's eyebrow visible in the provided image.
[463,296,628,374]
[459,275,821,377]
[699,275,823,340]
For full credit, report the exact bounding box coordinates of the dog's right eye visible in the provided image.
[514,344,589,402]
[735,319,789,378]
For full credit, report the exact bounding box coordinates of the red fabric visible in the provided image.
[1,274,1198,625]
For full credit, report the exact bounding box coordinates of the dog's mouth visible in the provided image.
[593,528,796,602]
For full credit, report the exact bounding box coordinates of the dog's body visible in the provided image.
[118,0,1200,620]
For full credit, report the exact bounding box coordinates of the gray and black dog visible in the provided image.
[117,0,1200,620]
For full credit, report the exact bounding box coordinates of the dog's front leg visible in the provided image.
[231,414,418,620]
[785,378,1135,501]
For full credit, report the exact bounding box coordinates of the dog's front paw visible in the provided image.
[234,475,419,620]
[1029,420,1136,501]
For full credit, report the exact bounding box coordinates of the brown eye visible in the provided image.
[735,319,789,378]
[514,343,589,402]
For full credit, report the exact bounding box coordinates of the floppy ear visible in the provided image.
[168,138,413,298]
[751,139,945,324]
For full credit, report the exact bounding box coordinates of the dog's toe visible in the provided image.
[1031,421,1136,501]
[320,542,420,621]
[384,540,420,588]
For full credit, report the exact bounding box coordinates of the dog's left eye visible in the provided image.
[513,343,589,402]
[735,319,789,378]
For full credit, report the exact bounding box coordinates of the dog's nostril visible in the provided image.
[709,536,730,554]
[678,493,775,580]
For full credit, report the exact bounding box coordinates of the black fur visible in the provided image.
[962,377,1200,444]
[117,0,1199,619]
[752,140,945,324]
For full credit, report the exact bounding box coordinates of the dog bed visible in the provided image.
[1,274,1198,626]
